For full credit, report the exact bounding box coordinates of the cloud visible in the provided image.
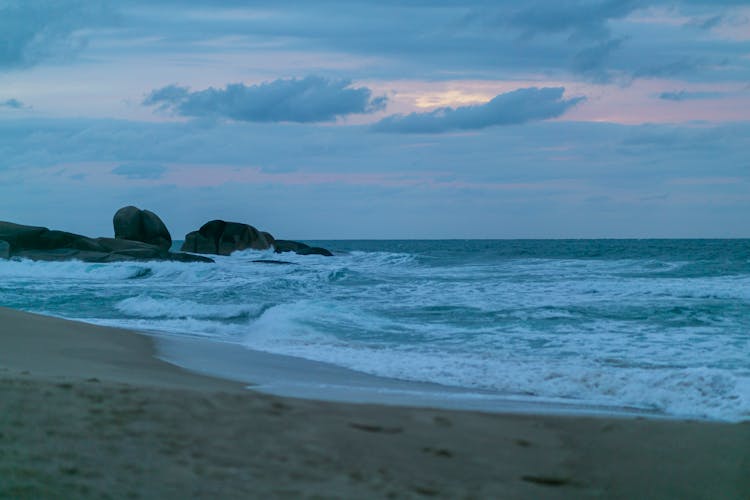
[510,0,640,41]
[111,163,167,179]
[657,90,729,101]
[3,1,748,85]
[634,57,726,79]
[0,0,114,69]
[572,37,626,82]
[372,87,584,133]
[687,14,725,30]
[1,99,25,109]
[144,76,387,123]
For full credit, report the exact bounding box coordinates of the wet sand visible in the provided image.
[1,307,748,499]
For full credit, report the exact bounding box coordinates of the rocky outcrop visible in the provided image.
[273,240,333,257]
[113,206,172,251]
[181,220,272,255]
[0,220,212,263]
[0,209,334,263]
[0,240,9,259]
[271,240,307,254]
[261,231,275,245]
[0,221,48,249]
[180,220,333,257]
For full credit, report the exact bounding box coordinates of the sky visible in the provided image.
[1,0,749,239]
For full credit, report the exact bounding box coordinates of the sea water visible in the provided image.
[1,239,748,421]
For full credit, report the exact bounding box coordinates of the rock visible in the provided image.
[218,222,269,254]
[11,247,212,263]
[261,231,275,244]
[95,237,161,253]
[297,246,333,257]
[180,220,272,255]
[182,231,216,254]
[180,222,331,257]
[36,230,107,252]
[0,240,10,259]
[273,239,333,257]
[0,221,48,248]
[113,206,172,251]
[93,237,213,263]
[13,249,111,262]
[166,252,214,264]
[0,219,212,263]
[272,239,309,254]
[0,222,104,253]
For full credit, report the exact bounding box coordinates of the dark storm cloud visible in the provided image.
[372,87,583,133]
[144,77,387,123]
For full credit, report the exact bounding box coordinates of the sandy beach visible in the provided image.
[0,307,748,499]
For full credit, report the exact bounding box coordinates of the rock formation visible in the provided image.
[181,220,333,257]
[0,220,212,263]
[273,240,333,257]
[0,208,333,263]
[181,220,272,255]
[113,206,172,251]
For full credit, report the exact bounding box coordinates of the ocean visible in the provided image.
[1,239,748,421]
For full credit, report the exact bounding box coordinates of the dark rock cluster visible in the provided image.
[181,220,332,257]
[0,209,210,263]
[272,240,333,257]
[0,206,333,263]
[182,220,273,255]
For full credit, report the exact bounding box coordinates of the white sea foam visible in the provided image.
[115,296,266,320]
[237,299,750,421]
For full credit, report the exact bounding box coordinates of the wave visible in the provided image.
[3,239,748,421]
[239,300,750,421]
[0,257,219,282]
[115,295,270,321]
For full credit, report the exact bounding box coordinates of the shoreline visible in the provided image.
[2,306,749,498]
[4,308,680,420]
[154,332,669,420]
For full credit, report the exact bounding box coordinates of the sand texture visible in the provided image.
[1,307,748,499]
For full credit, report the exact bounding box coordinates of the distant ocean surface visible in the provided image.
[2,239,749,421]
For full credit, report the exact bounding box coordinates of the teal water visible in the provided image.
[1,239,748,420]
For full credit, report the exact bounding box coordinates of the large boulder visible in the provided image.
[182,231,216,254]
[181,220,272,255]
[273,239,333,257]
[113,206,172,251]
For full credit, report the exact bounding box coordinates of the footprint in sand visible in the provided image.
[422,447,453,458]
[521,475,573,487]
